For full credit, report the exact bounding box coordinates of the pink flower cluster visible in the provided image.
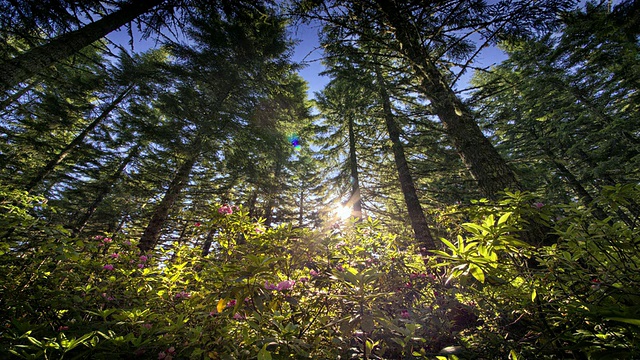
[103,264,114,271]
[218,204,233,215]
[158,346,175,360]
[264,280,295,291]
[174,291,191,299]
[95,235,113,247]
[137,255,148,269]
[409,272,436,280]
[400,309,410,319]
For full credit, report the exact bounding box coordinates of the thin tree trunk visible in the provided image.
[138,136,202,253]
[0,0,163,92]
[74,145,139,236]
[376,67,436,253]
[347,115,363,220]
[375,0,521,198]
[264,160,283,227]
[247,191,258,219]
[202,228,216,256]
[25,86,133,192]
[299,185,305,227]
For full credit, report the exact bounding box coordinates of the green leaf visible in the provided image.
[498,212,512,225]
[605,317,640,326]
[468,264,485,283]
[440,237,457,252]
[257,345,272,360]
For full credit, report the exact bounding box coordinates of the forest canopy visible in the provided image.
[1,0,639,359]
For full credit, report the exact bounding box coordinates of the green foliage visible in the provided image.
[3,181,640,359]
[0,206,437,358]
[432,186,640,358]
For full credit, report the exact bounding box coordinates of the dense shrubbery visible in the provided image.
[1,185,639,359]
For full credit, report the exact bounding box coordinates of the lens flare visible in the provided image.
[288,133,301,151]
[335,205,352,220]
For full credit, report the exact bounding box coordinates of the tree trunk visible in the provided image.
[374,0,521,198]
[376,67,436,253]
[74,145,139,235]
[138,136,202,253]
[25,86,133,192]
[347,114,363,220]
[201,228,217,256]
[298,186,305,227]
[264,160,283,227]
[0,0,163,93]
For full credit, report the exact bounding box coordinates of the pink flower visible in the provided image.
[124,240,132,246]
[103,264,114,271]
[533,202,544,209]
[110,253,119,259]
[138,263,145,269]
[299,277,308,283]
[227,299,236,307]
[94,235,104,240]
[336,264,344,272]
[167,347,175,354]
[233,313,244,320]
[264,281,278,290]
[158,352,166,359]
[218,205,233,215]
[103,237,113,243]
[194,222,201,227]
[310,270,319,277]
[139,255,148,262]
[174,291,191,299]
[400,310,410,319]
[276,280,295,291]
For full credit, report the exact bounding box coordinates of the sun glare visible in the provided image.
[335,205,352,220]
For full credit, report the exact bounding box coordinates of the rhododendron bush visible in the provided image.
[1,186,640,358]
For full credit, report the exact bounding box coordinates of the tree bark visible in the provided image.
[0,0,163,93]
[347,114,363,220]
[376,67,436,252]
[201,228,216,256]
[264,159,283,227]
[25,86,133,192]
[374,0,522,198]
[138,136,202,253]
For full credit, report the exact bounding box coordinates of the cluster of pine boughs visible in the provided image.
[1,0,639,359]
